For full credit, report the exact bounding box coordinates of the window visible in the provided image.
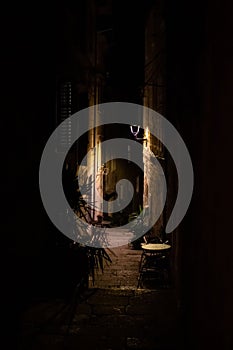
[56,81,72,153]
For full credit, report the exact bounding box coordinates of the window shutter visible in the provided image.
[56,81,72,153]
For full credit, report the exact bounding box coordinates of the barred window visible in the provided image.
[56,81,72,153]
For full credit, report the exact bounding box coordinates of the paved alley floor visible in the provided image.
[18,288,182,350]
[89,244,142,289]
[17,245,182,350]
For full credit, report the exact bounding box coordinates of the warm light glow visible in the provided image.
[144,127,150,148]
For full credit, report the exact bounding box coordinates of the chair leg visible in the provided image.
[139,251,146,272]
[137,272,142,288]
[137,251,146,288]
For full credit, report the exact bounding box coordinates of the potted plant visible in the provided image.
[62,162,112,289]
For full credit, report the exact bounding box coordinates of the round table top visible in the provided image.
[141,243,171,251]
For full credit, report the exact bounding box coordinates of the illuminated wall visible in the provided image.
[143,0,166,237]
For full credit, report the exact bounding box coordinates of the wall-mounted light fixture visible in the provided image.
[130,125,148,145]
[130,125,140,137]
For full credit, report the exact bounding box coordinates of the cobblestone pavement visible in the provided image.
[17,245,182,350]
[89,244,142,289]
[18,288,182,350]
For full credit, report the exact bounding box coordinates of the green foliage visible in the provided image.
[62,164,112,286]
